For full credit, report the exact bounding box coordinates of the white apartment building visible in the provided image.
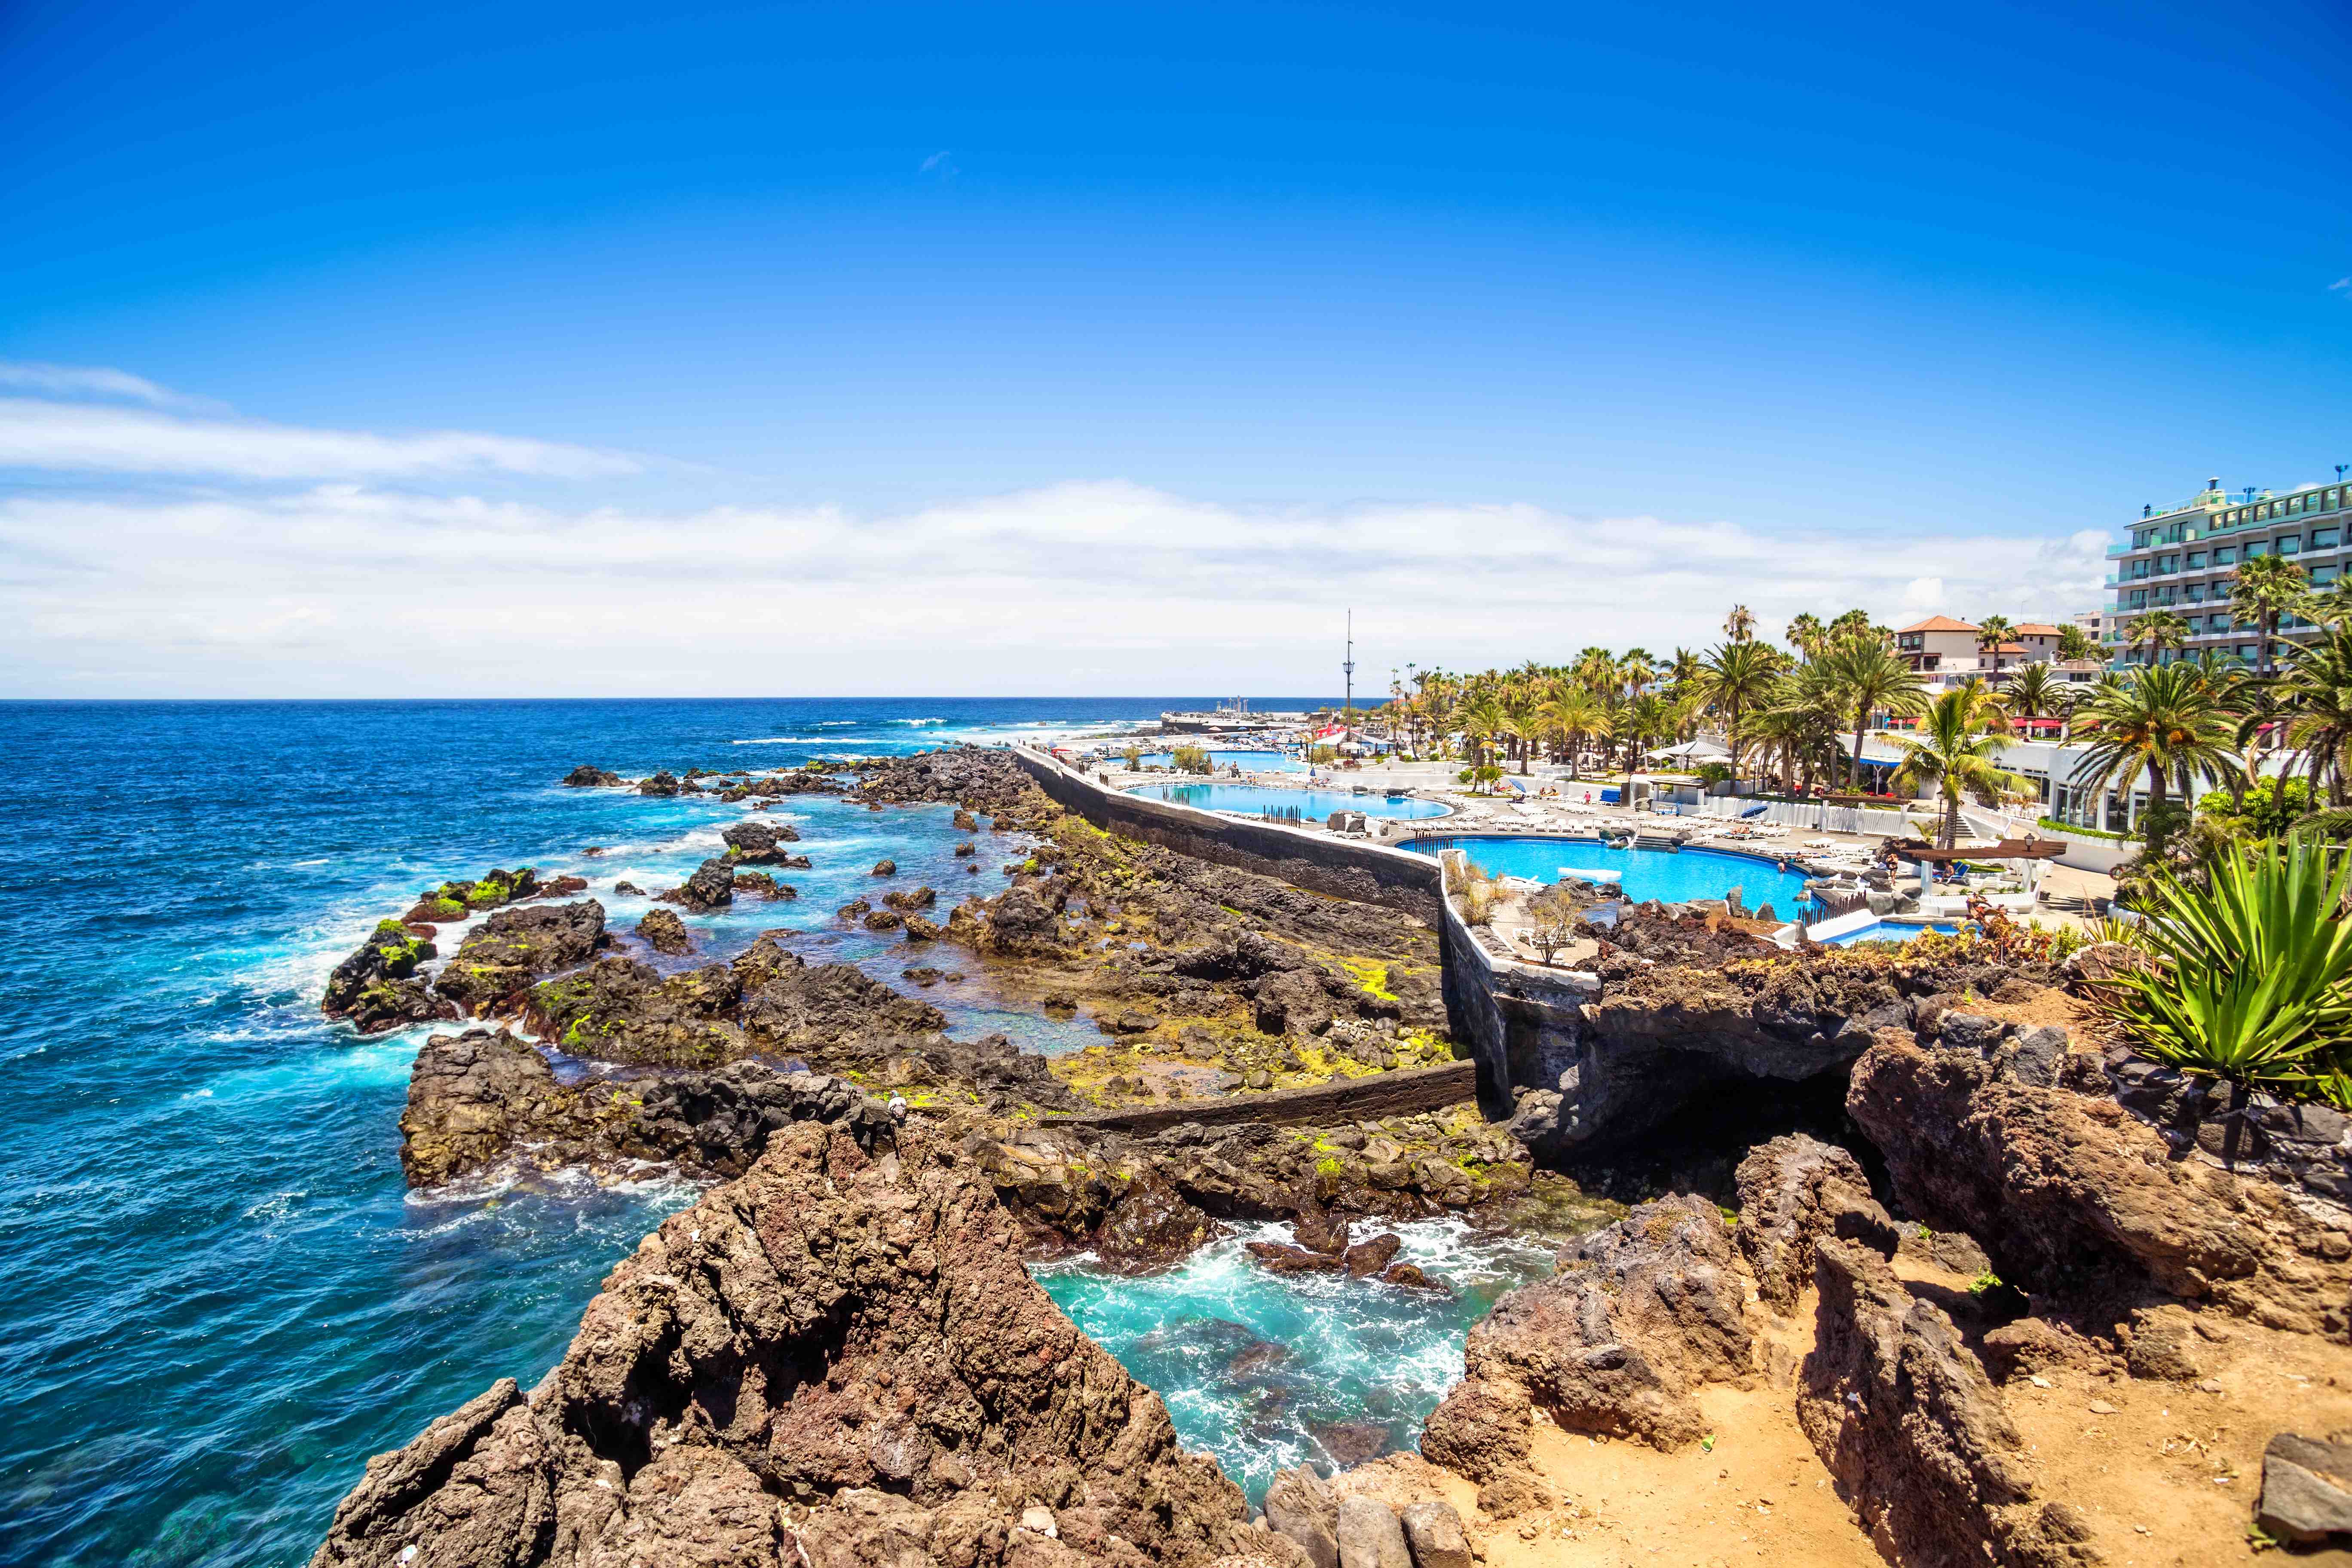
[2107,473,2351,665]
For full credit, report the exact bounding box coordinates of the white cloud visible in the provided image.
[2334,277,2352,295]
[0,360,227,412]
[0,478,2115,696]
[0,398,643,481]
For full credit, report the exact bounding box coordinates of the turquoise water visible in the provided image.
[1824,920,1962,946]
[1132,749,1309,773]
[1128,782,1454,819]
[1034,1219,1555,1503]
[0,695,1423,1568]
[1398,834,1814,913]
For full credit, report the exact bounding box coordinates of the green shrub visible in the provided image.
[2037,816,2126,841]
[2196,777,2311,840]
[1170,744,1211,774]
[2090,840,2352,1099]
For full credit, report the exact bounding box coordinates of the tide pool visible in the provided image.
[1398,833,1814,913]
[1033,1219,1555,1503]
[1127,781,1453,820]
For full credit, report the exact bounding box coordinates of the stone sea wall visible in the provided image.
[1009,747,1560,1112]
[1008,746,1444,922]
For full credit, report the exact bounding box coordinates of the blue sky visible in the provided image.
[1,0,2347,695]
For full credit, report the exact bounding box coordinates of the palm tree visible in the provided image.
[1785,613,1827,661]
[1503,697,1540,775]
[1537,688,1605,778]
[1974,615,2015,672]
[2282,627,2352,808]
[1824,635,1927,793]
[2068,665,2242,841]
[1760,662,1845,795]
[1459,694,1508,779]
[2235,554,2311,679]
[1618,648,1657,703]
[1999,662,2061,727]
[2309,576,2352,631]
[1696,640,1782,784]
[1890,685,2019,849]
[1667,647,1706,697]
[1724,605,1757,644]
[2123,608,2190,667]
[1827,608,1877,646]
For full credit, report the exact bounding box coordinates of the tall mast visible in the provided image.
[1342,609,1355,742]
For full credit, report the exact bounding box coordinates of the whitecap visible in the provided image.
[729,737,829,745]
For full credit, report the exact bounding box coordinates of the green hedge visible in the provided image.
[2037,816,2127,841]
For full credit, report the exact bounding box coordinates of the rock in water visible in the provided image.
[561,764,622,787]
[656,858,736,913]
[1093,1172,1222,1272]
[635,906,691,955]
[322,920,454,1034]
[309,1123,1259,1568]
[432,899,609,1013]
[721,819,802,861]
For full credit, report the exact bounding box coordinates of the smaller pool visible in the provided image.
[1820,920,1962,947]
[1128,782,1452,820]
[1131,749,1309,774]
[1396,834,1812,913]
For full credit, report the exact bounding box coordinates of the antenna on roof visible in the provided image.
[1342,609,1356,742]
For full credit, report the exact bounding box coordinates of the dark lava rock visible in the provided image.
[730,871,793,900]
[1092,1172,1223,1273]
[863,908,905,932]
[1734,1132,1898,1315]
[720,819,802,862]
[1799,1238,2089,1568]
[528,956,744,1068]
[2259,1432,2352,1546]
[612,881,644,897]
[1245,1241,1344,1276]
[902,914,940,942]
[882,886,937,911]
[560,765,622,787]
[1292,1206,1352,1256]
[636,769,681,797]
[655,858,735,913]
[323,920,455,1035]
[312,1122,1259,1568]
[635,907,691,956]
[1343,1233,1403,1276]
[871,858,897,876]
[432,900,609,1014]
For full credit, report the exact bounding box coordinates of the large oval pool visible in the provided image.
[1396,833,1813,913]
[1128,781,1453,820]
[1132,749,1309,774]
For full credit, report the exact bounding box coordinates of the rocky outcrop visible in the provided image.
[1733,1133,1899,1314]
[312,1123,1264,1568]
[323,921,456,1034]
[1427,1193,1754,1456]
[396,1029,897,1187]
[1798,1238,2096,1568]
[1849,1031,2352,1338]
[400,867,543,924]
[530,957,744,1068]
[656,858,735,913]
[635,907,691,955]
[637,769,681,796]
[721,820,802,862]
[433,900,609,1013]
[561,765,622,787]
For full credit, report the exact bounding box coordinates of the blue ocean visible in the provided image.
[0,698,1540,1565]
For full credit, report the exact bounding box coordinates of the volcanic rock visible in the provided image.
[1733,1133,1899,1314]
[561,764,623,787]
[721,819,802,861]
[636,769,681,796]
[432,899,609,1013]
[2258,1433,2352,1546]
[656,858,735,913]
[528,956,744,1067]
[1333,1495,1409,1568]
[323,920,453,1034]
[635,907,691,955]
[310,1123,1262,1567]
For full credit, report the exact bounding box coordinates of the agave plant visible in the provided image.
[2093,840,2352,1097]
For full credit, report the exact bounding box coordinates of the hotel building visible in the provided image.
[2106,474,2350,665]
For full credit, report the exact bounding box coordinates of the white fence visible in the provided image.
[1688,796,1925,837]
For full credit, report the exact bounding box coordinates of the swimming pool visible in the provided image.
[1821,920,1962,946]
[1131,749,1309,774]
[1128,782,1453,820]
[1396,834,1813,914]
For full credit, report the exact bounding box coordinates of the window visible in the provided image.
[2185,585,2203,602]
[2158,554,2179,573]
[2239,645,2259,662]
[2313,565,2338,586]
[2210,583,2231,601]
[2315,527,2339,549]
[2129,589,2148,607]
[2211,613,2232,631]
[2187,551,2207,568]
[2278,536,2301,555]
[2245,539,2268,558]
[2134,530,2153,549]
